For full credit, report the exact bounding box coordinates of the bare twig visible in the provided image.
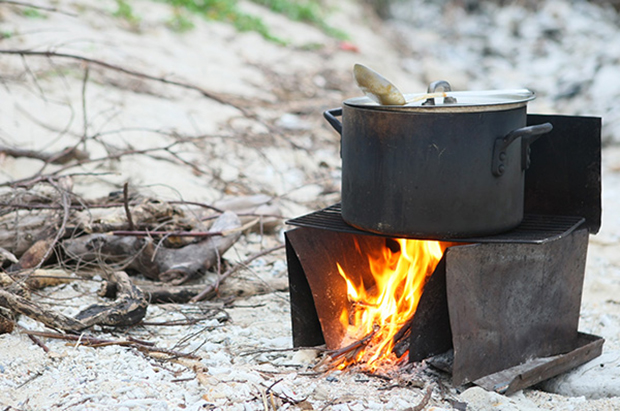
[0,49,306,153]
[32,177,72,271]
[80,65,90,147]
[0,49,242,112]
[404,384,434,411]
[0,145,88,164]
[328,329,376,360]
[123,182,135,231]
[27,333,50,353]
[21,330,199,359]
[190,244,285,303]
[0,0,78,17]
[1,141,182,188]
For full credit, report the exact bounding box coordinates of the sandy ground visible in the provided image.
[0,0,619,410]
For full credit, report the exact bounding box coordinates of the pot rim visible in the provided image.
[344,88,536,113]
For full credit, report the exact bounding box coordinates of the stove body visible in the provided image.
[285,114,603,393]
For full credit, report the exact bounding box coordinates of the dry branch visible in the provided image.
[0,0,78,16]
[0,49,243,113]
[0,145,88,164]
[21,329,199,358]
[190,244,285,302]
[404,384,434,411]
[0,288,87,332]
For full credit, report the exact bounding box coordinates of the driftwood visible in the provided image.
[0,271,147,331]
[0,210,59,257]
[62,211,242,282]
[21,269,76,290]
[75,271,147,327]
[0,195,189,258]
[8,238,56,272]
[0,306,16,334]
[100,245,288,303]
[0,288,86,332]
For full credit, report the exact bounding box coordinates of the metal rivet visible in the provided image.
[498,165,505,174]
[499,152,507,161]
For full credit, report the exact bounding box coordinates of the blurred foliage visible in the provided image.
[159,0,284,43]
[250,0,348,39]
[114,0,141,23]
[165,8,195,32]
[153,0,347,44]
[20,7,46,19]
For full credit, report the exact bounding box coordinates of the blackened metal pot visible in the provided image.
[324,85,553,238]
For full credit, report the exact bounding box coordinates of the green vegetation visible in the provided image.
[158,0,285,44]
[108,0,347,44]
[114,0,141,24]
[21,7,46,19]
[250,0,347,39]
[165,9,195,32]
[155,0,347,44]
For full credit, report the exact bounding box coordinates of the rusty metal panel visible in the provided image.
[286,233,325,348]
[408,257,453,362]
[286,228,387,349]
[446,228,589,385]
[287,227,453,361]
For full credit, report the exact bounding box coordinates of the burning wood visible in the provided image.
[331,238,447,372]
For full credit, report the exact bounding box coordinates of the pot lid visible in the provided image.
[345,88,536,113]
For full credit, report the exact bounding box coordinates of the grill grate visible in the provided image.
[286,204,585,244]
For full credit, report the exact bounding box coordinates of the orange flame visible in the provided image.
[336,239,446,372]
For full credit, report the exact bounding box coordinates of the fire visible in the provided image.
[334,238,446,372]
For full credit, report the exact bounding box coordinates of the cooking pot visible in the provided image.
[324,81,553,238]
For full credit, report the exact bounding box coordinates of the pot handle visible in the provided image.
[422,80,458,105]
[492,122,553,176]
[323,108,343,135]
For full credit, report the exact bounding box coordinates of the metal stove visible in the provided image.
[284,114,603,394]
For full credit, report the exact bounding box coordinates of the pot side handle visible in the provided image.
[492,122,553,177]
[323,108,343,135]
